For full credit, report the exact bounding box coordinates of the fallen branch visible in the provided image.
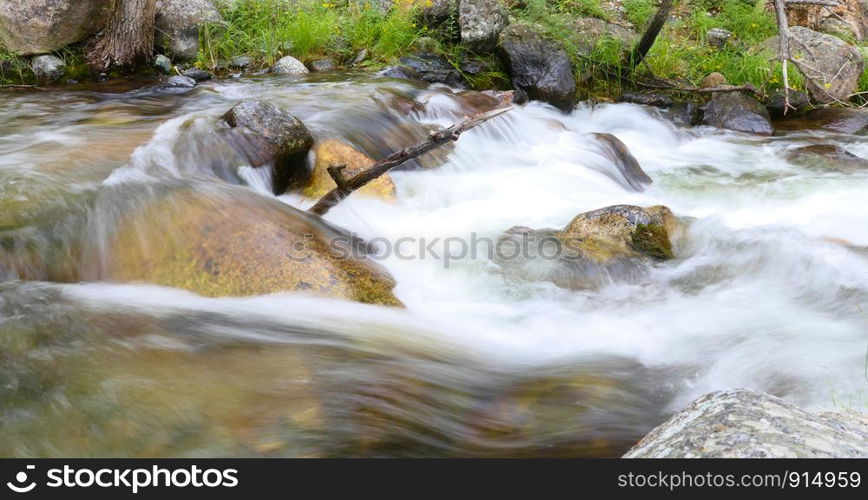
[784,0,838,5]
[629,0,674,70]
[309,106,514,216]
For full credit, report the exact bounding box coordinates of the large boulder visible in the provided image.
[305,139,397,201]
[90,183,401,305]
[786,27,863,103]
[155,0,222,62]
[0,0,113,55]
[497,24,577,112]
[496,205,679,290]
[418,0,458,28]
[222,100,314,195]
[769,0,867,42]
[570,17,638,56]
[625,389,868,458]
[458,0,509,53]
[702,91,774,135]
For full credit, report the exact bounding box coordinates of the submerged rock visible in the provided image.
[271,55,309,75]
[222,100,314,194]
[592,133,653,192]
[774,107,868,133]
[624,389,868,458]
[0,0,112,55]
[305,139,396,201]
[182,68,214,82]
[496,205,679,290]
[94,184,401,305]
[458,0,509,53]
[165,75,197,88]
[30,54,66,81]
[155,0,222,62]
[702,92,774,135]
[497,24,577,112]
[784,144,868,172]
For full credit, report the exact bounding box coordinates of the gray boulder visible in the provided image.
[155,0,222,62]
[222,100,314,194]
[458,0,508,53]
[787,27,864,103]
[309,58,337,72]
[419,0,458,27]
[396,53,467,87]
[0,0,113,55]
[706,27,733,48]
[497,24,577,111]
[702,91,774,135]
[154,54,172,74]
[271,55,309,75]
[182,68,214,82]
[30,54,65,81]
[165,75,197,88]
[625,389,868,458]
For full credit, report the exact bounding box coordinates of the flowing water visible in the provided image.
[1,74,868,457]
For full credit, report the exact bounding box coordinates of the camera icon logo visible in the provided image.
[7,465,36,493]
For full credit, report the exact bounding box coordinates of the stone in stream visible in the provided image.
[271,55,309,75]
[764,88,810,117]
[165,75,197,88]
[153,54,173,75]
[155,0,222,62]
[784,144,868,172]
[92,183,401,305]
[305,139,397,201]
[702,91,774,135]
[774,107,868,133]
[222,100,314,195]
[619,92,673,108]
[592,133,653,192]
[182,68,214,82]
[395,53,467,87]
[497,23,577,112]
[309,58,337,72]
[30,54,66,81]
[624,389,868,458]
[0,0,113,55]
[458,0,509,53]
[496,205,681,290]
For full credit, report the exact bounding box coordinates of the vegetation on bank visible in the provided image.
[2,0,867,102]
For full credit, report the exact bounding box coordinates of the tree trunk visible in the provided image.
[86,0,158,71]
[628,0,674,70]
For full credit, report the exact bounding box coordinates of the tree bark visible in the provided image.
[629,0,674,70]
[86,0,158,71]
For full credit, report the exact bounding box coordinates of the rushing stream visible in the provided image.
[1,73,867,457]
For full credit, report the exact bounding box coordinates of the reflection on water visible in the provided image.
[1,73,867,457]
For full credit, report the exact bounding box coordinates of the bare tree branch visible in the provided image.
[784,0,838,5]
[773,0,795,115]
[309,107,514,216]
[629,0,674,70]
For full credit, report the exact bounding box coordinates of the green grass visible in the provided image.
[199,0,424,70]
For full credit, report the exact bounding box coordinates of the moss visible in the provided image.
[630,223,674,260]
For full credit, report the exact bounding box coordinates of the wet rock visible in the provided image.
[458,0,509,53]
[182,68,214,82]
[706,27,733,49]
[593,134,654,191]
[699,71,727,88]
[497,23,577,112]
[379,64,422,81]
[230,55,252,69]
[397,53,467,87]
[774,107,868,133]
[310,58,337,72]
[570,17,638,56]
[155,0,222,62]
[702,92,774,135]
[222,100,314,194]
[666,101,702,126]
[780,27,863,103]
[305,139,396,201]
[95,184,401,305]
[496,205,679,290]
[271,55,309,75]
[165,75,197,88]
[624,389,868,458]
[30,54,65,81]
[0,0,112,55]
[784,144,868,172]
[619,92,673,107]
[764,88,810,117]
[154,54,172,75]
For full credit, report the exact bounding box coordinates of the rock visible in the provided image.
[352,49,369,66]
[165,75,197,88]
[775,107,868,133]
[702,92,774,135]
[459,55,489,75]
[666,101,702,126]
[496,205,678,290]
[570,17,638,56]
[770,0,867,42]
[155,0,222,62]
[230,55,252,69]
[30,54,65,81]
[706,27,733,48]
[397,53,467,87]
[271,55,309,75]
[699,71,727,88]
[182,68,214,82]
[222,100,314,195]
[458,0,509,52]
[379,64,422,81]
[764,88,810,117]
[154,54,172,74]
[619,92,673,107]
[624,389,868,458]
[418,0,458,27]
[95,184,401,305]
[593,134,654,192]
[497,24,577,112]
[784,144,868,172]
[305,139,396,201]
[0,0,112,55]
[784,27,863,103]
[310,58,337,72]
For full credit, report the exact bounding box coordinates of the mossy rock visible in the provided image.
[559,205,678,261]
[304,139,396,201]
[94,183,401,306]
